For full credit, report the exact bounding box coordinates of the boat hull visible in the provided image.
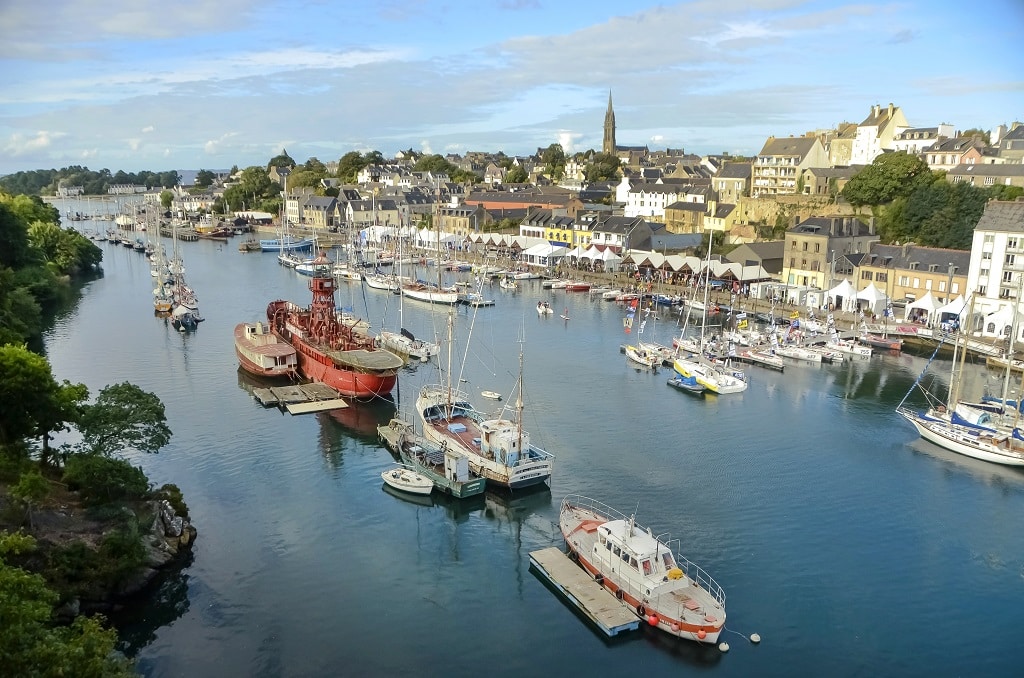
[559,495,726,644]
[292,343,398,398]
[234,323,298,378]
[898,408,1024,466]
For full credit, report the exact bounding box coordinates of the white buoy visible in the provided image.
[718,642,730,653]
[750,633,761,644]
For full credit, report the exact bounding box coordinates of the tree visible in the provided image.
[0,532,135,676]
[504,165,528,184]
[160,190,174,210]
[266,149,295,171]
[222,166,279,212]
[0,345,86,456]
[336,151,367,183]
[11,469,49,529]
[541,143,566,180]
[961,128,990,145]
[75,382,171,457]
[585,153,620,182]
[0,200,35,269]
[194,169,216,188]
[841,152,936,207]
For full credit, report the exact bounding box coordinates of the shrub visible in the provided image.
[62,455,148,505]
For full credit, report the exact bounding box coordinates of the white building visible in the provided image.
[966,200,1024,340]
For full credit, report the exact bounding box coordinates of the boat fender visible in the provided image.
[594,574,604,586]
[568,550,578,562]
[615,589,623,601]
[637,605,646,616]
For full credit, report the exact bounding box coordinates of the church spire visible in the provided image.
[603,90,616,155]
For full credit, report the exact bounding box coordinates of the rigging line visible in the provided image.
[896,333,949,408]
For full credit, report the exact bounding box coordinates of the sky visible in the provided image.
[1,0,1022,176]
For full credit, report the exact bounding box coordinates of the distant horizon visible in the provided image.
[3,1,1022,175]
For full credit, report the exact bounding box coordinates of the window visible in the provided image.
[978,285,987,296]
[861,270,873,281]
[952,282,960,294]
[940,280,948,291]
[661,553,675,570]
[802,242,808,251]
[613,545,621,557]
[899,276,909,286]
[985,177,995,186]
[875,272,888,283]
[1009,238,1018,249]
[790,258,795,268]
[1004,271,1014,283]
[925,279,933,290]
[985,234,995,244]
[790,240,796,249]
[814,243,820,253]
[1007,254,1016,266]
[642,560,652,576]
[983,251,992,260]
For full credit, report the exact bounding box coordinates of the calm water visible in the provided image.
[42,215,1024,677]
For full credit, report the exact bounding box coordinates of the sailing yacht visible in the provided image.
[416,315,554,489]
[672,241,748,394]
[897,294,1024,466]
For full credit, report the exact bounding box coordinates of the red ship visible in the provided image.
[267,252,403,398]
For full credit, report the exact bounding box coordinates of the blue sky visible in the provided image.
[1,0,1022,175]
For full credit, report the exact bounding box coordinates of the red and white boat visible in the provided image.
[234,321,298,378]
[560,494,726,644]
[266,252,404,398]
[563,281,591,292]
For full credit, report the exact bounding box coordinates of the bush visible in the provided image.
[157,483,189,520]
[62,455,148,505]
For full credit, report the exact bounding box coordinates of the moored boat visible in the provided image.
[559,494,726,644]
[377,418,488,498]
[667,374,706,396]
[266,252,403,398]
[380,464,434,496]
[860,333,902,351]
[234,321,298,378]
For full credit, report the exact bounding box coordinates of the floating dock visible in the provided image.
[529,547,640,637]
[251,382,349,414]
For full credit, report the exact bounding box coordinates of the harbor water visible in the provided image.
[42,218,1024,677]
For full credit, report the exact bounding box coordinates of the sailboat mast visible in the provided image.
[949,294,976,408]
[999,273,1024,410]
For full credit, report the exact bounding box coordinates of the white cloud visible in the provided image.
[650,134,664,143]
[81,148,97,159]
[204,132,239,154]
[557,131,580,154]
[142,125,154,133]
[4,130,64,155]
[420,139,433,155]
[128,138,142,151]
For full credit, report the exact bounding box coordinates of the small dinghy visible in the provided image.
[667,374,706,396]
[480,390,502,400]
[381,465,433,496]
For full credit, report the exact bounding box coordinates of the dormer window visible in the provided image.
[909,262,919,270]
[928,264,938,272]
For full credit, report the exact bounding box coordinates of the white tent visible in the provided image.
[827,279,858,312]
[905,291,939,322]
[520,243,567,267]
[592,247,623,271]
[564,245,587,259]
[856,283,887,315]
[936,295,967,322]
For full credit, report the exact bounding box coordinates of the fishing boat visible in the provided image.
[380,464,434,496]
[377,419,487,498]
[266,252,404,398]
[559,494,726,644]
[417,318,554,490]
[234,321,298,378]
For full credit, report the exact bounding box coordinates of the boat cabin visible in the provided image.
[595,519,687,590]
[480,419,530,466]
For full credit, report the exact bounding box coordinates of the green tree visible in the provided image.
[336,151,367,183]
[541,143,566,180]
[960,128,990,145]
[0,200,35,269]
[0,532,135,676]
[585,153,620,182]
[267,149,296,171]
[194,169,216,188]
[11,469,50,529]
[160,190,174,210]
[62,455,149,504]
[223,166,279,212]
[841,152,936,207]
[75,382,171,457]
[504,165,528,184]
[413,154,455,174]
[0,346,87,458]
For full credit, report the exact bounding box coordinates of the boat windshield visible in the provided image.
[661,552,675,571]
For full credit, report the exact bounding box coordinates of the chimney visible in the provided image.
[872,104,880,118]
[793,215,801,227]
[888,102,894,118]
[868,216,876,235]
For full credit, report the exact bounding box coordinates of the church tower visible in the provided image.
[602,91,616,155]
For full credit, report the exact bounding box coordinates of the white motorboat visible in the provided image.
[560,494,726,644]
[602,289,623,301]
[536,301,554,315]
[513,271,540,280]
[381,465,434,495]
[377,329,439,362]
[401,281,460,305]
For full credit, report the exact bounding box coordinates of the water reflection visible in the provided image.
[110,553,194,656]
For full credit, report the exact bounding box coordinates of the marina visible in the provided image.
[38,212,1024,677]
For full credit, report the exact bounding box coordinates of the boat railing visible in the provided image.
[561,494,726,608]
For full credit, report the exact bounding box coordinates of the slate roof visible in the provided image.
[665,201,706,212]
[863,244,970,272]
[948,164,1024,178]
[716,163,752,179]
[973,200,1024,233]
[758,137,817,158]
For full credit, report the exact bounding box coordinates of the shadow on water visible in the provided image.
[380,483,486,521]
[109,552,194,657]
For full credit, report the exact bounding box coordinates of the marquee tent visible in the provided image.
[827,279,858,312]
[905,291,939,323]
[856,283,887,315]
